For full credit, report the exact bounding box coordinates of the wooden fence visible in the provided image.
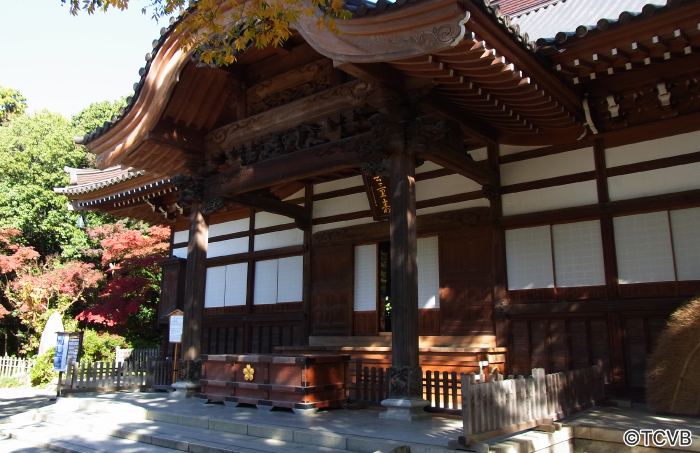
[460,363,605,445]
[60,357,174,395]
[0,356,36,379]
[115,347,160,364]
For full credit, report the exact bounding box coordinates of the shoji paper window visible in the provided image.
[204,266,227,308]
[417,237,440,309]
[354,245,377,312]
[254,259,278,305]
[614,212,676,284]
[506,226,554,290]
[254,256,304,305]
[670,207,700,281]
[277,256,303,303]
[224,263,248,306]
[204,264,248,308]
[552,220,605,287]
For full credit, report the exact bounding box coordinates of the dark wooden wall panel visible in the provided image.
[311,245,353,336]
[618,282,677,298]
[354,311,378,336]
[570,320,590,370]
[549,320,569,372]
[252,302,302,313]
[440,227,494,335]
[511,320,531,376]
[418,309,441,335]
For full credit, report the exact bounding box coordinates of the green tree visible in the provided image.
[0,87,27,124]
[72,98,127,137]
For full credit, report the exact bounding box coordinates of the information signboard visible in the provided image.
[168,310,184,343]
[53,331,83,372]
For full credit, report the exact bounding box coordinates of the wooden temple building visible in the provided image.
[57,0,700,408]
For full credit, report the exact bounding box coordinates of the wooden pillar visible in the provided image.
[488,143,509,352]
[181,202,209,362]
[302,185,313,345]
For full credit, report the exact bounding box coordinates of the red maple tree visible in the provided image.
[77,225,170,326]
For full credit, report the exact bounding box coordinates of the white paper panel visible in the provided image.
[224,263,248,306]
[277,256,303,303]
[312,217,374,234]
[172,247,187,259]
[313,193,369,218]
[416,199,490,216]
[506,226,555,290]
[552,221,605,287]
[605,130,700,168]
[670,207,700,281]
[354,245,377,312]
[500,148,594,186]
[207,237,248,258]
[499,144,541,156]
[501,181,598,216]
[608,162,700,201]
[209,218,249,238]
[314,176,363,194]
[254,260,278,305]
[173,230,189,244]
[255,212,292,229]
[416,174,481,201]
[204,266,226,308]
[254,229,304,251]
[417,237,440,309]
[614,212,676,284]
[415,161,443,174]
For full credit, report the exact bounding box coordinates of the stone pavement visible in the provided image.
[0,388,56,419]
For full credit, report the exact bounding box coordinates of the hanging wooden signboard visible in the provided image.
[363,174,391,221]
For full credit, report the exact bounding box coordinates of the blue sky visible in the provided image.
[0,0,167,119]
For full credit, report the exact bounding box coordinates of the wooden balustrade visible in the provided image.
[60,358,174,395]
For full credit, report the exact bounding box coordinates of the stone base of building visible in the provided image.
[379,398,431,421]
[170,381,201,399]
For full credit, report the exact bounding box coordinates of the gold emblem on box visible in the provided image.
[243,364,254,381]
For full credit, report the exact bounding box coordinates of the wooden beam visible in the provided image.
[421,96,500,144]
[204,132,383,200]
[424,142,498,186]
[145,131,205,154]
[227,193,310,229]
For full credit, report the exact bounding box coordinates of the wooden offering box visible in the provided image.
[200,354,349,414]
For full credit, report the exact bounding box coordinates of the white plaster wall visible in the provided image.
[312,217,375,234]
[552,220,605,287]
[416,199,489,216]
[416,174,482,201]
[416,161,443,174]
[254,229,304,251]
[608,162,700,201]
[207,237,248,258]
[417,237,440,309]
[502,181,598,216]
[255,212,292,229]
[354,244,377,312]
[209,218,249,238]
[314,176,363,194]
[313,192,370,218]
[500,148,594,186]
[499,144,542,156]
[506,226,555,290]
[172,247,187,259]
[173,230,189,244]
[614,212,676,284]
[469,147,488,161]
[605,130,700,168]
[283,189,304,200]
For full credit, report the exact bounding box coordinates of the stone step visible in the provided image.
[1,402,411,453]
[0,434,56,453]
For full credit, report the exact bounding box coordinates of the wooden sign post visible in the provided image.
[167,309,184,383]
[53,331,83,398]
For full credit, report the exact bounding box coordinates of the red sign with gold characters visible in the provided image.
[363,174,391,221]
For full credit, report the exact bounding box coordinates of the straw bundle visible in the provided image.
[646,298,700,415]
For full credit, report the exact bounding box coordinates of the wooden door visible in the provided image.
[439,227,494,335]
[310,244,354,335]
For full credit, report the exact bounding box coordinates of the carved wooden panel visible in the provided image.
[353,311,378,336]
[439,227,494,335]
[310,245,353,336]
[418,309,441,336]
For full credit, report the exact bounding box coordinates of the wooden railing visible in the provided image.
[460,363,605,446]
[60,357,174,394]
[115,347,160,364]
[0,356,36,378]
